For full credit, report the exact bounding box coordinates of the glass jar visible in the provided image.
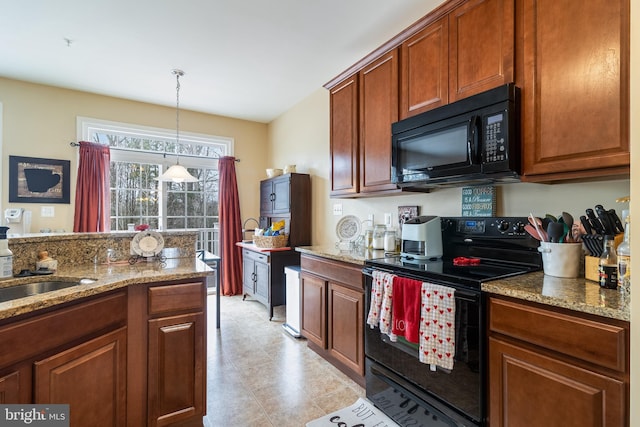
[364,228,374,249]
[384,228,397,252]
[372,225,386,250]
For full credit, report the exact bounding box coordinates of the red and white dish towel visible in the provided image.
[366,270,396,340]
[391,276,423,344]
[419,282,456,370]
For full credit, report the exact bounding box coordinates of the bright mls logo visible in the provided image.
[0,405,69,426]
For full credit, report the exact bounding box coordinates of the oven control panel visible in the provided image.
[444,217,529,237]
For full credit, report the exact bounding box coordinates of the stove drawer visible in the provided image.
[489,296,627,372]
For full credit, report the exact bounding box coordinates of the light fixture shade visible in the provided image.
[156,163,199,183]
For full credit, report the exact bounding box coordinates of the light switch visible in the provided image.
[333,203,343,216]
[41,206,55,217]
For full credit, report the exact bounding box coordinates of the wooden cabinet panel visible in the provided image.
[148,282,205,316]
[35,327,127,427]
[0,291,127,368]
[0,367,29,404]
[489,337,625,427]
[260,175,292,215]
[520,0,629,180]
[254,259,270,304]
[148,313,204,427]
[449,0,514,102]
[359,49,399,193]
[489,297,627,372]
[328,283,364,375]
[400,15,449,118]
[330,75,359,197]
[301,272,326,349]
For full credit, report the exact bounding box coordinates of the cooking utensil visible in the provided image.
[561,212,574,242]
[546,221,565,243]
[595,205,615,235]
[608,209,624,233]
[525,224,543,241]
[528,214,547,241]
[580,215,593,234]
[585,208,604,234]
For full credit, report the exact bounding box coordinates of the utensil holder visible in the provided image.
[538,242,583,278]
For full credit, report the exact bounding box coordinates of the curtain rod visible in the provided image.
[70,142,240,162]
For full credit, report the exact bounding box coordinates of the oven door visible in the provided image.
[364,269,485,426]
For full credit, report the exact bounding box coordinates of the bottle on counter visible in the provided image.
[364,228,373,250]
[0,226,13,280]
[599,235,618,289]
[384,228,397,252]
[372,224,386,250]
[617,214,630,295]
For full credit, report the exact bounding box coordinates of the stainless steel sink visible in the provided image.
[0,279,96,303]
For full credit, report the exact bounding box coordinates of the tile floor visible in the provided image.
[204,294,365,427]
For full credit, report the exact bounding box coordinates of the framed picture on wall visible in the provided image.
[9,156,71,204]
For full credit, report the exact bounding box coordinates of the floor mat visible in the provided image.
[306,397,400,427]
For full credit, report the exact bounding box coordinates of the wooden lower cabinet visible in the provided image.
[35,327,127,427]
[0,366,29,403]
[328,283,364,375]
[0,278,207,427]
[488,296,629,427]
[301,272,326,348]
[148,313,204,427]
[300,254,365,386]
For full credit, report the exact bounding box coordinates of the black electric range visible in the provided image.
[365,216,542,289]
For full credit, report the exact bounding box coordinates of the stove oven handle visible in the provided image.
[363,267,481,302]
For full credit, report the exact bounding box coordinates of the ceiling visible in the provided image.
[0,0,443,123]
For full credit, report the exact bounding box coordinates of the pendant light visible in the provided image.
[156,69,198,183]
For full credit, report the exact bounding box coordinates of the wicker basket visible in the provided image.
[253,234,288,248]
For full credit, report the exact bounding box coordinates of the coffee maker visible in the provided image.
[401,216,442,260]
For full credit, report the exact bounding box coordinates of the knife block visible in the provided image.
[584,233,623,282]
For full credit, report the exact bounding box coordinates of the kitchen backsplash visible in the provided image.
[7,231,198,274]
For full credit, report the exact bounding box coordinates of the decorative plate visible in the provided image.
[336,215,361,242]
[131,231,165,257]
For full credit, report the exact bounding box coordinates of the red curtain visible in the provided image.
[73,141,111,232]
[218,156,243,296]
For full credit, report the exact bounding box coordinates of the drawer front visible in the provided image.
[243,249,269,264]
[148,282,205,316]
[301,255,363,291]
[489,297,627,372]
[0,291,127,368]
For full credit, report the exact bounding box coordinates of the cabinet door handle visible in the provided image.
[270,193,275,202]
[251,272,256,282]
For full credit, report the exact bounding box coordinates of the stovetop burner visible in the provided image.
[365,216,542,289]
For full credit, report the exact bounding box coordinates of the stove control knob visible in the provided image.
[514,222,526,233]
[498,220,510,232]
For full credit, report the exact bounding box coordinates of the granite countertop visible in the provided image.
[296,245,388,265]
[0,258,213,321]
[296,246,630,322]
[484,271,629,322]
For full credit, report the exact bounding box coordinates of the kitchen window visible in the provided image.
[77,117,233,254]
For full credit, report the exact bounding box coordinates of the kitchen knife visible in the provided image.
[594,205,615,235]
[582,235,596,256]
[608,209,624,234]
[580,215,593,235]
[585,208,604,234]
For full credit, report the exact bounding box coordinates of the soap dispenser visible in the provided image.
[0,226,13,279]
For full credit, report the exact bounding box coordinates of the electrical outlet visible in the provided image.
[333,203,343,216]
[384,213,392,226]
[41,206,55,217]
[368,214,374,224]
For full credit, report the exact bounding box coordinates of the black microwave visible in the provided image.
[391,83,520,189]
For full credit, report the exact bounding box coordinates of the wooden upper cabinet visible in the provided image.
[359,49,399,194]
[400,16,449,118]
[449,0,515,102]
[400,0,514,119]
[520,0,630,181]
[329,75,359,197]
